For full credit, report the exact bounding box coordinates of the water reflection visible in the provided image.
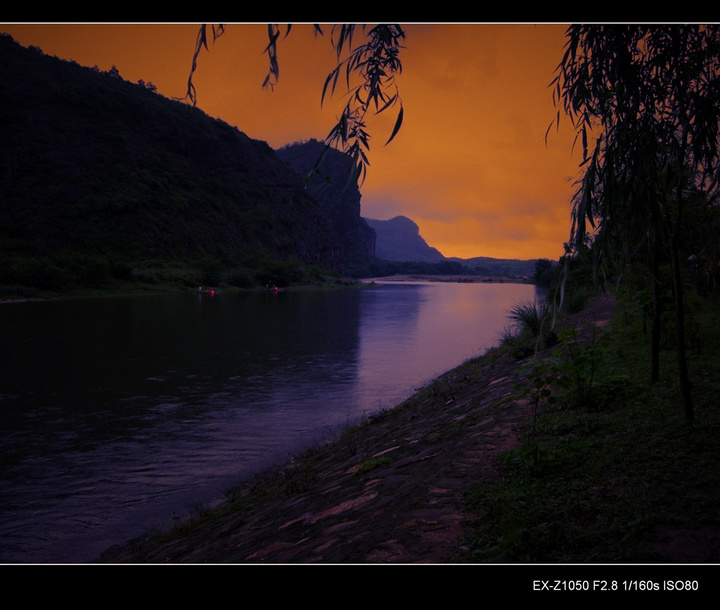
[0,282,538,562]
[355,281,538,406]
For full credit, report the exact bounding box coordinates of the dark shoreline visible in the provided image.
[362,274,532,284]
[0,275,535,305]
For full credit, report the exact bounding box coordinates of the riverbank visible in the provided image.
[97,286,720,564]
[95,292,609,563]
[362,274,531,284]
[1,273,524,305]
[0,275,368,304]
[97,330,538,563]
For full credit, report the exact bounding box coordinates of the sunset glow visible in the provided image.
[1,22,581,261]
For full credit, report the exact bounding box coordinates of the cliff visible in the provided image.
[365,216,445,263]
[277,139,376,277]
[364,216,537,278]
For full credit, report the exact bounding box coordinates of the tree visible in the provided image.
[552,24,720,421]
[186,23,405,185]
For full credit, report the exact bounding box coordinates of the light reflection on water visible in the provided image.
[0,281,539,562]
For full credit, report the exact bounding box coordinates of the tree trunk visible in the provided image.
[670,134,693,422]
[670,234,694,421]
[651,258,661,383]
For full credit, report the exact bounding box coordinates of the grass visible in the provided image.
[498,297,558,360]
[460,282,720,563]
[507,298,551,337]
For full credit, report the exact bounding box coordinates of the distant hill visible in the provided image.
[0,35,345,293]
[364,216,444,263]
[364,215,537,278]
[0,35,540,294]
[450,256,537,278]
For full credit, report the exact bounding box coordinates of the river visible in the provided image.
[0,280,541,563]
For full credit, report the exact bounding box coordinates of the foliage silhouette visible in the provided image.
[552,24,720,421]
[0,34,345,293]
[186,24,405,186]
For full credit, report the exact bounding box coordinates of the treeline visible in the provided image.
[367,258,485,278]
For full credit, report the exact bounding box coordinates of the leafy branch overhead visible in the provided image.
[185,23,405,185]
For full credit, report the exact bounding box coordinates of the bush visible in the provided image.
[507,298,557,351]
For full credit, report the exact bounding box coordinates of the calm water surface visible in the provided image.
[0,281,540,563]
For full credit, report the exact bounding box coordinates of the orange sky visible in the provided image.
[1,22,582,260]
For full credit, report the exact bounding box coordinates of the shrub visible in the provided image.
[507,298,557,350]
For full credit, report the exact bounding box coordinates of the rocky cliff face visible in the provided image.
[365,216,445,262]
[277,139,376,277]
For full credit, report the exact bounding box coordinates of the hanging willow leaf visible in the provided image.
[385,103,403,145]
[186,23,405,186]
[185,24,225,105]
